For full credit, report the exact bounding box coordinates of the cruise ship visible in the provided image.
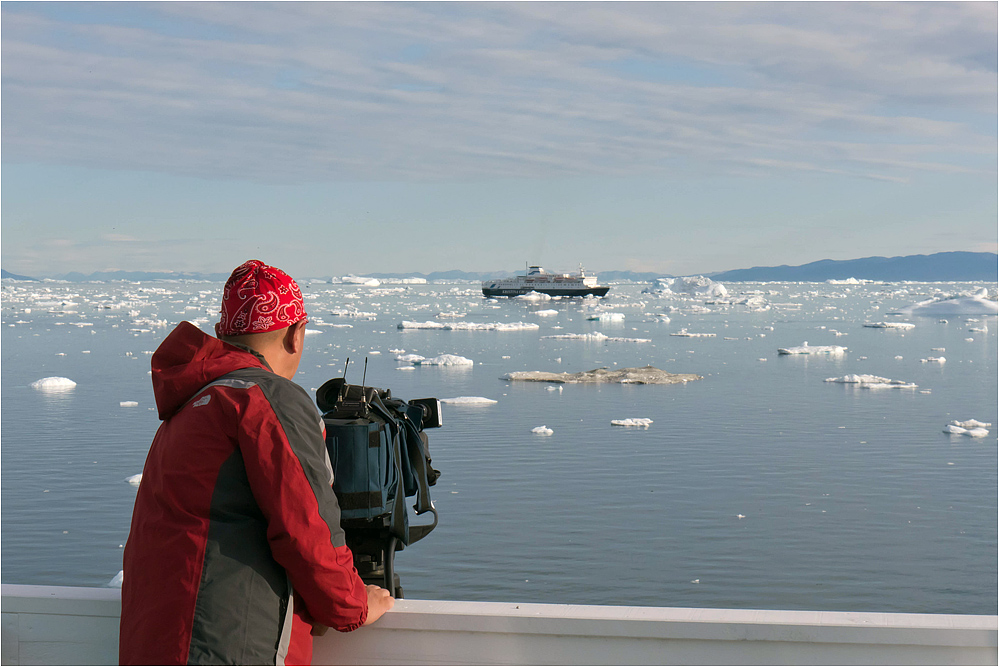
[482,265,610,298]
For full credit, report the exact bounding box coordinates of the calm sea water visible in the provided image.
[2,279,996,615]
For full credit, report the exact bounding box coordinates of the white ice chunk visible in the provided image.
[945,420,991,437]
[30,376,77,392]
[778,342,847,355]
[415,354,474,366]
[305,329,323,335]
[920,357,946,363]
[440,396,498,404]
[395,353,426,363]
[119,401,139,407]
[535,309,559,317]
[611,418,653,427]
[532,425,554,435]
[587,313,625,322]
[108,571,124,588]
[125,474,142,486]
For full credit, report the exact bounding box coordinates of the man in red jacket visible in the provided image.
[120,260,393,665]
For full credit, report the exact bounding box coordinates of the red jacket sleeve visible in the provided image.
[236,382,369,631]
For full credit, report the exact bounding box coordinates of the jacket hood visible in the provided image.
[151,321,270,420]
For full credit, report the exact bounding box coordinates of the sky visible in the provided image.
[2,1,996,278]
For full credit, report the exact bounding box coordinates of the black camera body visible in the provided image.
[316,376,441,597]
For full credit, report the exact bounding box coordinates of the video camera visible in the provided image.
[316,360,441,598]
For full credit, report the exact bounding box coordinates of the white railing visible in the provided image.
[2,584,996,665]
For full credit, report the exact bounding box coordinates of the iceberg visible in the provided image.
[125,474,142,486]
[778,342,847,355]
[531,426,554,435]
[587,313,625,322]
[944,420,990,437]
[30,377,77,392]
[892,289,999,317]
[643,276,728,298]
[119,401,139,407]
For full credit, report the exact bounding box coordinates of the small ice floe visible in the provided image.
[920,357,946,364]
[414,354,474,366]
[531,425,554,435]
[670,329,715,338]
[108,570,124,588]
[944,419,991,437]
[389,348,405,354]
[440,396,497,405]
[824,374,917,389]
[119,401,139,407]
[30,376,77,392]
[305,329,323,335]
[611,418,653,427]
[437,311,466,319]
[125,474,142,486]
[396,353,426,363]
[778,342,847,355]
[737,514,746,519]
[535,309,559,317]
[894,356,904,360]
[587,313,625,322]
[864,322,915,329]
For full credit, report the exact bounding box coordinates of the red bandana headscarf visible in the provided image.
[215,260,307,337]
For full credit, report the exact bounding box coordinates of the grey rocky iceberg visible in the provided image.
[502,365,701,385]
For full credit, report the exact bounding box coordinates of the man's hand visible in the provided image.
[362,584,395,626]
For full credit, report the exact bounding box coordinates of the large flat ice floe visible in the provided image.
[398,321,540,331]
[824,374,918,389]
[864,321,916,329]
[892,288,999,317]
[778,342,848,355]
[503,366,701,385]
[541,332,651,343]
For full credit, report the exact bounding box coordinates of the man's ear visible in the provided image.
[284,320,306,354]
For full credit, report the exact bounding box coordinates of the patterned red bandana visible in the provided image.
[215,260,307,337]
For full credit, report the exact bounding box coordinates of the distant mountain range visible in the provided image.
[708,251,997,282]
[3,251,996,284]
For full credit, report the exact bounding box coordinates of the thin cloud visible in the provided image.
[1,2,995,185]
